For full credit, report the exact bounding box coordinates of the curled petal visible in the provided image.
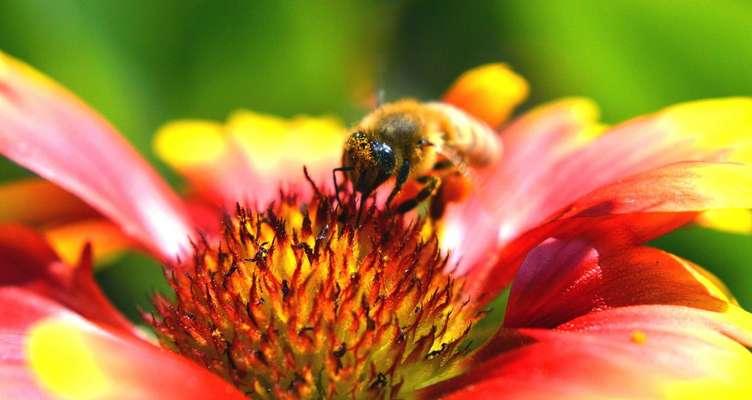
[472,212,696,300]
[422,306,752,399]
[0,288,245,400]
[442,63,529,127]
[504,239,732,329]
[0,52,193,261]
[0,224,133,333]
[155,111,346,208]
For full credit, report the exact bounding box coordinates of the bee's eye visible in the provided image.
[370,141,395,172]
[348,131,370,151]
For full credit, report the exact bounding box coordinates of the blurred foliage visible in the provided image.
[0,0,750,312]
[95,252,171,322]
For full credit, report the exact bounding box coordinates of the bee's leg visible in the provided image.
[395,175,440,214]
[426,159,453,218]
[385,160,411,208]
[332,166,353,208]
[429,183,447,219]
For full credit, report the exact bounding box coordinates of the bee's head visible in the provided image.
[342,130,396,195]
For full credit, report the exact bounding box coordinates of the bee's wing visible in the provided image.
[441,64,528,128]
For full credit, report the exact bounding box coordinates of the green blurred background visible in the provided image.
[0,0,750,318]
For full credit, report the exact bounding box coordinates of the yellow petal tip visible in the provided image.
[27,318,112,399]
[228,110,346,172]
[442,63,529,127]
[153,120,227,168]
[697,208,752,234]
[658,97,752,164]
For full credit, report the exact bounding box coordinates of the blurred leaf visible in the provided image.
[0,1,156,154]
[167,1,386,120]
[384,0,510,100]
[497,0,752,121]
[95,252,172,322]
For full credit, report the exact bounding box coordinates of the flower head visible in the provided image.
[1,51,752,399]
[148,194,477,398]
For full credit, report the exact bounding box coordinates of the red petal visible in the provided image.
[560,161,752,218]
[504,240,729,329]
[422,306,752,399]
[0,287,245,399]
[0,224,134,334]
[445,98,752,288]
[0,288,60,399]
[0,53,193,261]
[469,212,695,302]
[442,99,601,275]
[466,162,752,300]
[433,237,752,398]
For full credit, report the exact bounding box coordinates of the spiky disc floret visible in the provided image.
[147,193,478,399]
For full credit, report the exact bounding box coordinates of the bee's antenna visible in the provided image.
[332,166,352,210]
[302,166,321,198]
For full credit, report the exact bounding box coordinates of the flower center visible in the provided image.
[147,193,478,399]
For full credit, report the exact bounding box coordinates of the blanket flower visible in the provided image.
[1,53,751,399]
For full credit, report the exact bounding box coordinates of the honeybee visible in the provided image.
[337,99,502,218]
